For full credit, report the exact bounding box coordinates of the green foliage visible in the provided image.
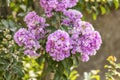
[8,0,34,20]
[105,56,120,80]
[1,1,80,80]
[0,20,23,80]
[0,19,79,80]
[0,0,34,21]
[22,56,44,80]
[76,0,120,20]
[83,70,100,80]
[40,53,80,80]
[83,56,120,80]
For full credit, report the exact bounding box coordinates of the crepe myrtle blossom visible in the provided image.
[24,11,48,29]
[81,54,90,62]
[24,11,38,25]
[40,0,78,17]
[24,49,39,56]
[14,28,27,46]
[70,21,102,62]
[14,0,102,62]
[24,11,49,40]
[68,0,78,8]
[46,30,71,61]
[29,26,47,40]
[63,9,83,20]
[73,20,94,34]
[14,28,40,50]
[62,9,83,27]
[71,30,102,62]
[69,21,94,40]
[80,31,102,55]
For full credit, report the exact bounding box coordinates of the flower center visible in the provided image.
[61,37,65,41]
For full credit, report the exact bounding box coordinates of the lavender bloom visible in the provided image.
[14,28,29,46]
[61,18,73,27]
[81,54,89,62]
[29,27,46,40]
[69,21,94,40]
[14,1,102,62]
[46,30,71,61]
[68,0,78,8]
[40,0,78,17]
[55,0,69,12]
[63,9,83,20]
[24,49,39,56]
[24,11,48,29]
[73,20,94,34]
[24,11,38,25]
[70,20,102,62]
[14,28,40,50]
[40,0,58,17]
[24,11,49,40]
[62,9,83,27]
[80,31,102,56]
[71,30,102,62]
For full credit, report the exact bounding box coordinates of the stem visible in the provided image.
[41,62,48,80]
[56,12,62,29]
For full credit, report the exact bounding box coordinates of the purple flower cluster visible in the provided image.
[73,20,94,34]
[70,22,94,53]
[14,11,48,56]
[40,0,78,17]
[80,31,102,61]
[46,30,71,61]
[14,28,40,56]
[14,28,40,49]
[63,9,83,20]
[69,21,102,62]
[62,9,83,27]
[24,49,39,56]
[71,29,102,62]
[14,1,102,62]
[24,11,49,40]
[60,8,102,62]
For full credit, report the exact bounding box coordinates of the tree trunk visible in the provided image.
[0,0,8,19]
[34,0,44,15]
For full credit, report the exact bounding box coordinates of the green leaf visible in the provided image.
[19,4,26,11]
[62,59,70,77]
[54,72,61,80]
[8,20,17,32]
[1,20,9,28]
[91,75,100,80]
[69,70,79,80]
[72,55,79,66]
[62,74,68,80]
[105,5,110,13]
[58,62,64,74]
[100,5,106,15]
[10,2,15,8]
[86,3,92,14]
[68,58,73,67]
[4,72,12,80]
[115,63,120,68]
[108,1,113,7]
[62,60,68,69]
[13,66,24,77]
[36,55,45,65]
[18,13,26,17]
[92,13,97,20]
[114,0,119,9]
